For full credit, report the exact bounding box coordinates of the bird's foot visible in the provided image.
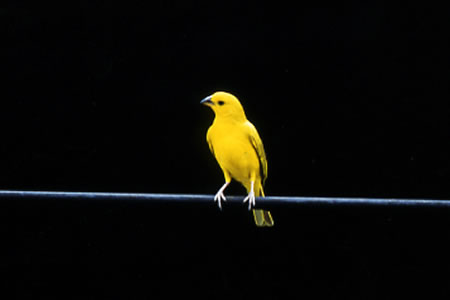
[213,181,230,210]
[243,190,256,210]
[214,190,227,210]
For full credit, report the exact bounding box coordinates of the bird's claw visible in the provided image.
[243,191,256,210]
[214,191,227,210]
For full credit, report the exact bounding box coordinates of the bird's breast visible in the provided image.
[209,124,260,181]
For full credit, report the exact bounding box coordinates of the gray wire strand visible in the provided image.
[1,190,449,208]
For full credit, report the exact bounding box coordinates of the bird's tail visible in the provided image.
[252,186,274,227]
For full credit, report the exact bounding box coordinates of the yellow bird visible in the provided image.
[200,91,274,227]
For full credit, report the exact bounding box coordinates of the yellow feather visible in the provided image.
[202,91,274,227]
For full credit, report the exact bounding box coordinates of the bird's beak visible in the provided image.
[200,95,213,106]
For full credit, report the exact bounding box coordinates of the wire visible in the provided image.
[1,190,450,208]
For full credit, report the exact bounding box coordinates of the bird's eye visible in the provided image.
[218,101,225,106]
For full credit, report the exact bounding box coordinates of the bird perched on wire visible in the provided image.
[200,91,274,227]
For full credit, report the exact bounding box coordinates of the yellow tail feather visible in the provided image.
[252,185,274,227]
[252,209,274,227]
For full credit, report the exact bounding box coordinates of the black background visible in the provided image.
[3,1,450,299]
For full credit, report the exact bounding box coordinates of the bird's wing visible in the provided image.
[245,122,268,185]
[206,128,215,156]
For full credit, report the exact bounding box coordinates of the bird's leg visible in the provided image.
[243,181,256,210]
[214,181,230,210]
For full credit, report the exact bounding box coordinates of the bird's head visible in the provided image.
[200,91,246,121]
